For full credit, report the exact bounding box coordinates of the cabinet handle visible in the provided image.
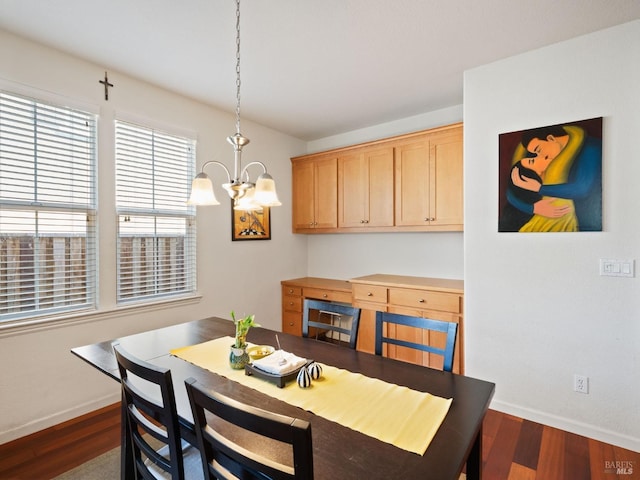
[367,292,373,297]
[288,289,293,293]
[289,322,294,326]
[289,302,294,306]
[419,299,425,303]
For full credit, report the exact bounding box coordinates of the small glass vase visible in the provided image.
[229,344,250,370]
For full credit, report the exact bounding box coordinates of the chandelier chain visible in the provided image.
[234,0,242,134]
[187,0,280,209]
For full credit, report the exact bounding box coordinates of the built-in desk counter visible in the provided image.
[281,275,464,373]
[281,277,352,336]
[350,274,464,373]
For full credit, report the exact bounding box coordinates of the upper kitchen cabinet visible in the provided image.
[338,146,394,228]
[291,154,338,231]
[291,123,463,233]
[395,125,463,230]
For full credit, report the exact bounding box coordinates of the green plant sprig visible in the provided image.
[231,311,260,348]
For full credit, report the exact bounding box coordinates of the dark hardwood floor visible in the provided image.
[0,404,637,479]
[481,410,639,480]
[0,403,121,480]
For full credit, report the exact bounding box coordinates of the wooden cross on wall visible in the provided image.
[99,71,113,101]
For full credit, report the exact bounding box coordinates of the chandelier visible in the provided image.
[187,0,281,211]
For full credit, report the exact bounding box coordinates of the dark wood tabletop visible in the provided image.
[71,317,494,480]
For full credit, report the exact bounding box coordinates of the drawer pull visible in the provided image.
[289,322,294,326]
[419,299,425,303]
[289,302,294,306]
[322,293,328,298]
[288,288,293,293]
[367,292,373,297]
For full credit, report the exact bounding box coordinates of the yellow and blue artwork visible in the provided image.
[498,117,602,232]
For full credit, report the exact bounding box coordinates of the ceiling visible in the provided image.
[1,1,639,141]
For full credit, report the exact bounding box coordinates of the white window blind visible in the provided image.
[115,120,196,303]
[0,91,97,323]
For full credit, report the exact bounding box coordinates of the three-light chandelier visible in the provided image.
[187,0,281,211]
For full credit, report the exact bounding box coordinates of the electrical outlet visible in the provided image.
[574,374,589,394]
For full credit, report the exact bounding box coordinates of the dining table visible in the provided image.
[71,317,495,480]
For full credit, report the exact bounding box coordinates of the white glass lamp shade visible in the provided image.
[254,173,282,206]
[234,186,262,211]
[187,173,220,205]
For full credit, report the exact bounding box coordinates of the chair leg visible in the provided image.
[120,401,135,480]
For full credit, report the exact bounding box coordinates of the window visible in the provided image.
[0,92,97,323]
[115,120,196,303]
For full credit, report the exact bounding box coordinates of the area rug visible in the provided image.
[52,447,467,479]
[52,447,119,480]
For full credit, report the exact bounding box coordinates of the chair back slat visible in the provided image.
[185,377,314,480]
[302,299,361,349]
[374,312,458,372]
[114,344,188,480]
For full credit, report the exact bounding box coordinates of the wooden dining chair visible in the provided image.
[185,377,314,480]
[113,344,202,480]
[374,311,458,372]
[302,299,361,349]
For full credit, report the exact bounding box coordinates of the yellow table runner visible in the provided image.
[171,337,452,455]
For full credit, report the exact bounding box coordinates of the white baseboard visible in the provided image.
[490,399,640,453]
[0,393,120,445]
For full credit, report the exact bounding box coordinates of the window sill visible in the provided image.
[0,294,203,338]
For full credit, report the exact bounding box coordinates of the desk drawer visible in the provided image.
[282,311,301,336]
[282,295,302,312]
[282,286,302,296]
[303,288,352,304]
[352,284,388,304]
[388,288,460,313]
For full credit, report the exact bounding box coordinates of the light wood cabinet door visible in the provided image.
[292,156,337,231]
[394,136,431,226]
[338,150,366,228]
[430,128,463,226]
[292,159,315,230]
[338,146,394,228]
[314,157,338,229]
[394,126,463,228]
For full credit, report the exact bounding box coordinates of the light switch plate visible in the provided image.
[599,259,635,277]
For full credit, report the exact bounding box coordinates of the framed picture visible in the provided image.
[231,203,271,241]
[498,117,602,233]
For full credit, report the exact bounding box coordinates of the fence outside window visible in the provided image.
[0,91,97,323]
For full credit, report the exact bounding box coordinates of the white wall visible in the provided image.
[0,30,308,443]
[464,20,640,451]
